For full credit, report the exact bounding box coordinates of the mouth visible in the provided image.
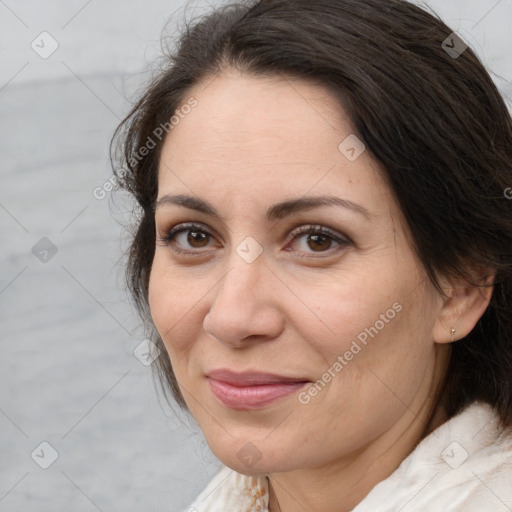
[206,369,310,410]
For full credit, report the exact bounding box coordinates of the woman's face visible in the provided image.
[149,70,450,475]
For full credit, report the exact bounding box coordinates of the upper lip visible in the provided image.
[207,369,310,387]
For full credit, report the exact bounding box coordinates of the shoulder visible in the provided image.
[184,465,269,512]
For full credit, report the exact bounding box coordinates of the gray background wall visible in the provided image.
[1,1,511,511]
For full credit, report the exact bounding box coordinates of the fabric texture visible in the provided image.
[184,401,512,511]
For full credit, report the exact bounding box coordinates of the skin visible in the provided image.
[148,69,493,512]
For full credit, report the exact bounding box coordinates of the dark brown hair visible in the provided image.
[111,0,512,427]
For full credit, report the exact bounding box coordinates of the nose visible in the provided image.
[202,251,284,348]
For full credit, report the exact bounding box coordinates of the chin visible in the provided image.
[204,434,305,477]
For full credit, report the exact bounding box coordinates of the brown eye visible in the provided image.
[286,224,351,257]
[187,230,210,248]
[158,223,215,254]
[306,234,333,252]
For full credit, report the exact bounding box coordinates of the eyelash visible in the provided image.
[157,222,351,258]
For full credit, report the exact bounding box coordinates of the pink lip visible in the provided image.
[207,369,309,410]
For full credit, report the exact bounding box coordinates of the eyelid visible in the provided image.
[156,222,217,250]
[285,224,352,246]
[157,221,352,258]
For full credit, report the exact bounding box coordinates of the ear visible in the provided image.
[432,269,495,344]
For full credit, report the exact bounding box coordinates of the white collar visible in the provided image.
[187,401,512,511]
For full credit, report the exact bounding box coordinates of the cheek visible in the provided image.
[148,254,207,356]
[147,259,170,337]
[292,283,435,436]
[293,272,403,363]
[296,261,434,395]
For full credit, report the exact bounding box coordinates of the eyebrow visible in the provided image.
[154,194,372,221]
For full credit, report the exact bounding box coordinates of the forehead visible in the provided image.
[161,70,350,164]
[157,70,391,215]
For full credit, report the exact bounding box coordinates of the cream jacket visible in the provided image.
[185,401,512,511]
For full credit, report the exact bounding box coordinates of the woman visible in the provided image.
[111,0,512,510]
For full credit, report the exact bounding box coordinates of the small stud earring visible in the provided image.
[450,328,456,343]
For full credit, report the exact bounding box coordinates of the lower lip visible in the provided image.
[208,379,307,410]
